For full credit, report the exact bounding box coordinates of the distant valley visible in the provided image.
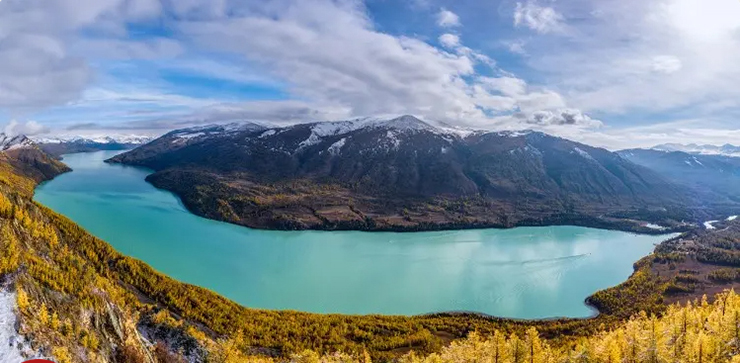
[619,148,740,206]
[107,116,733,233]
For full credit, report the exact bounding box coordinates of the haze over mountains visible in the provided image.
[651,143,740,157]
[32,134,152,157]
[108,115,731,232]
[619,148,740,208]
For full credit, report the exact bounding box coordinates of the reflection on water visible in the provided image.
[34,150,673,318]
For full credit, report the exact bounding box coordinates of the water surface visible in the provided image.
[34,150,671,318]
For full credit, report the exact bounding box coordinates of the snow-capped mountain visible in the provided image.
[653,143,740,157]
[109,115,698,232]
[0,134,34,151]
[619,148,740,205]
[160,116,510,149]
[33,135,152,145]
[168,122,267,141]
[33,134,153,157]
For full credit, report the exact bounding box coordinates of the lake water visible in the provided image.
[34,150,671,318]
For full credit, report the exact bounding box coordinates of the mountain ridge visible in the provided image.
[0,133,35,151]
[33,134,153,157]
[618,148,740,207]
[652,142,740,157]
[109,116,707,233]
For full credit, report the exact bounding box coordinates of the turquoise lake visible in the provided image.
[34,150,672,319]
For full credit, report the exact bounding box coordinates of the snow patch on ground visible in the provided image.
[0,290,42,361]
[727,215,738,221]
[573,147,596,162]
[176,132,205,140]
[328,138,347,156]
[704,220,719,230]
[645,223,667,231]
[497,130,535,138]
[259,130,277,138]
[297,116,443,151]
[386,131,401,149]
[510,145,543,157]
[171,122,265,141]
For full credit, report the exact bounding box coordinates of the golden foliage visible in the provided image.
[244,290,740,363]
[5,152,740,363]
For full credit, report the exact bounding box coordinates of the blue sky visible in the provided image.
[1,0,739,149]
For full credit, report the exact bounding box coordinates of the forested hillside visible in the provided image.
[109,117,714,233]
[284,291,740,363]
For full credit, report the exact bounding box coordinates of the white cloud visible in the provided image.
[662,0,740,43]
[651,55,682,74]
[437,8,461,28]
[177,1,485,124]
[511,0,740,147]
[516,109,602,128]
[0,0,175,114]
[514,2,564,34]
[438,33,460,48]
[479,77,528,97]
[506,40,527,55]
[516,91,567,113]
[3,120,50,136]
[0,0,599,142]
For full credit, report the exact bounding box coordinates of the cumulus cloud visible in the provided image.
[514,1,564,34]
[178,0,486,123]
[525,0,740,120]
[0,0,176,113]
[516,109,603,128]
[506,40,527,55]
[0,0,600,144]
[478,77,528,97]
[437,8,461,28]
[438,34,460,48]
[3,120,50,136]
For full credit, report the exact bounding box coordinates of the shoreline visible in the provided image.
[34,151,683,323]
[138,170,689,236]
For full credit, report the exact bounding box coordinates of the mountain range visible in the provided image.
[619,148,740,206]
[652,143,740,157]
[108,115,719,232]
[33,134,152,157]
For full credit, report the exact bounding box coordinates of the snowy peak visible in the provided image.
[653,143,740,157]
[302,115,439,137]
[34,135,152,145]
[364,115,438,132]
[168,122,267,140]
[0,134,35,151]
